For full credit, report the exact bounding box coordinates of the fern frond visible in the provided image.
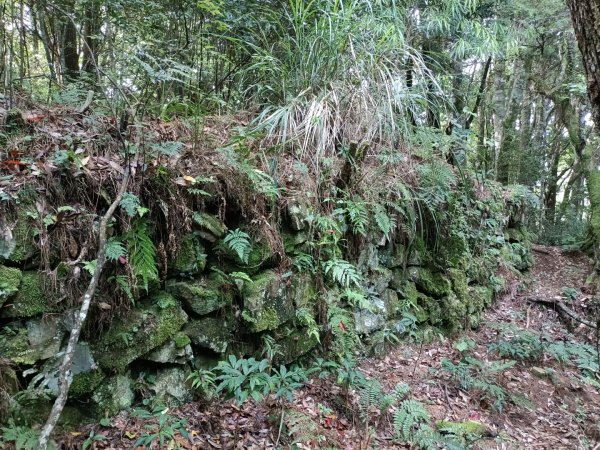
[223,229,252,264]
[126,219,159,292]
[106,238,126,262]
[372,203,396,242]
[393,399,431,441]
[323,259,361,287]
[346,200,369,236]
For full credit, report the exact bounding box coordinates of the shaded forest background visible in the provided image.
[1,0,598,244]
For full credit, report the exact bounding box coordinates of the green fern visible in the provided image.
[345,200,369,236]
[125,219,159,292]
[106,238,127,262]
[393,399,431,441]
[393,382,411,401]
[293,252,316,273]
[296,307,320,343]
[372,203,396,242]
[323,259,361,288]
[119,192,141,217]
[223,229,252,264]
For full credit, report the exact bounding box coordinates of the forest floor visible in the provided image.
[59,247,600,450]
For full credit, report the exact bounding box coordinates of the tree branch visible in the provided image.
[37,167,130,450]
[527,297,596,329]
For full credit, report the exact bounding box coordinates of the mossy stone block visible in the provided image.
[1,272,54,318]
[183,316,232,353]
[242,270,295,332]
[169,234,207,276]
[0,208,38,263]
[0,265,22,307]
[194,212,227,242]
[70,369,106,398]
[408,267,452,298]
[166,278,232,316]
[93,292,188,372]
[92,375,135,417]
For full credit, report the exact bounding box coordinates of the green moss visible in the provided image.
[166,278,232,316]
[276,327,319,364]
[2,272,53,318]
[468,285,493,313]
[242,270,294,332]
[174,332,191,348]
[0,265,22,307]
[441,293,467,333]
[282,231,309,253]
[169,234,207,276]
[93,293,188,372]
[398,281,441,325]
[408,267,452,298]
[1,327,36,364]
[70,370,106,398]
[436,420,489,437]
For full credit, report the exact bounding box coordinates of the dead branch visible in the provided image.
[531,245,552,255]
[527,297,597,329]
[37,166,130,450]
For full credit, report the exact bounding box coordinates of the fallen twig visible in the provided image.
[527,297,596,329]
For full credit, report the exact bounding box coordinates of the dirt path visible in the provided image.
[60,247,600,450]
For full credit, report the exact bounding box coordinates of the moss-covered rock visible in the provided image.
[242,270,295,332]
[282,230,309,253]
[382,288,401,318]
[166,277,232,316]
[286,198,309,231]
[70,369,106,398]
[1,271,53,318]
[447,268,469,302]
[1,316,65,365]
[436,420,490,437]
[370,267,393,294]
[183,316,232,353]
[93,292,188,372]
[407,267,452,298]
[0,265,22,307]
[354,299,386,334]
[151,367,194,407]
[169,233,207,276]
[505,227,530,243]
[378,243,407,269]
[92,375,135,417]
[441,293,467,333]
[142,332,193,364]
[194,211,227,242]
[398,281,441,325]
[358,244,379,272]
[468,285,493,313]
[276,327,319,364]
[290,273,317,310]
[0,208,38,263]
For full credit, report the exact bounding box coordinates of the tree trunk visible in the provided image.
[567,0,600,269]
